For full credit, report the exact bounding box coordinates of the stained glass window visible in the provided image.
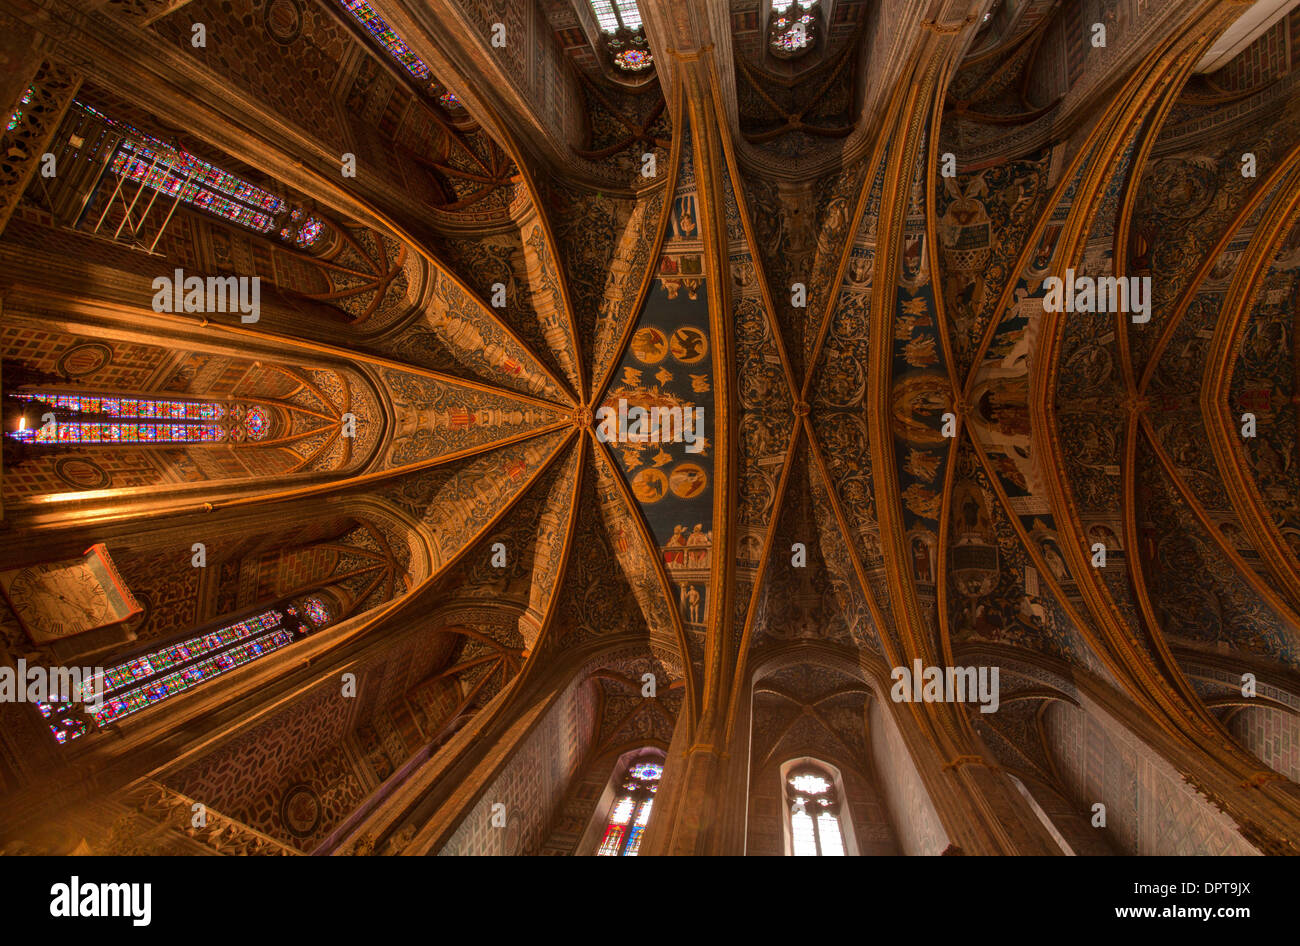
[14,421,226,444]
[6,392,270,445]
[37,701,92,745]
[613,48,652,71]
[302,596,331,627]
[295,217,324,247]
[36,603,331,743]
[278,208,325,248]
[590,0,621,32]
[590,0,652,72]
[110,140,283,231]
[338,0,432,82]
[596,756,661,856]
[439,91,462,110]
[786,763,846,856]
[629,761,662,780]
[591,0,642,31]
[75,101,322,245]
[244,405,270,441]
[95,629,296,725]
[13,394,225,420]
[76,101,287,232]
[768,0,818,58]
[7,85,34,132]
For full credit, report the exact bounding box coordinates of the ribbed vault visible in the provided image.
[1,0,1299,856]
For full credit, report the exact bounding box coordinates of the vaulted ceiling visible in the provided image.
[2,0,1299,855]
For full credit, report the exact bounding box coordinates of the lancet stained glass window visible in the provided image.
[75,101,323,246]
[338,0,432,82]
[6,393,269,445]
[590,0,643,31]
[786,764,846,856]
[596,757,661,855]
[77,101,285,231]
[36,603,328,743]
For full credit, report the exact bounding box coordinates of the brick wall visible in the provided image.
[538,745,629,855]
[437,675,598,855]
[1214,11,1299,90]
[1227,703,1300,783]
[867,698,949,855]
[1044,701,1260,855]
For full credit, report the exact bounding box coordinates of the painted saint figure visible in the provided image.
[664,524,687,566]
[686,523,710,568]
[911,536,934,583]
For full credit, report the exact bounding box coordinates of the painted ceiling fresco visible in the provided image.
[608,122,716,636]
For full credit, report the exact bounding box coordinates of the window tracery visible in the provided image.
[785,762,846,856]
[768,0,820,59]
[7,85,34,132]
[596,757,661,855]
[590,1,653,73]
